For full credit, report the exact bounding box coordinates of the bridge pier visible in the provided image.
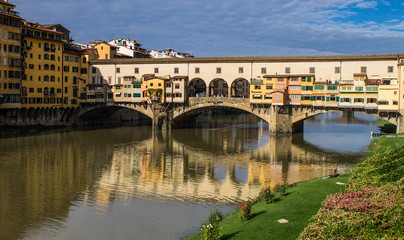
[268,106,299,135]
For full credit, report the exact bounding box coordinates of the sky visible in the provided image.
[15,0,404,57]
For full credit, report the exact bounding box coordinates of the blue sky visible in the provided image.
[16,0,404,57]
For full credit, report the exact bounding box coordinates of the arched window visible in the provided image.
[50,76,55,82]
[50,54,55,60]
[44,64,49,70]
[50,64,55,71]
[44,54,49,60]
[82,57,87,64]
[44,75,49,81]
[44,87,49,95]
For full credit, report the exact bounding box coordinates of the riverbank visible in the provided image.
[186,134,404,240]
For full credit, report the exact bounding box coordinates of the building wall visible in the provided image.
[21,29,64,109]
[0,2,22,109]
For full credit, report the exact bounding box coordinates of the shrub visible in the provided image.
[207,209,224,225]
[347,145,404,191]
[239,200,253,222]
[201,223,221,240]
[260,187,275,204]
[274,182,289,196]
[200,209,223,240]
[298,183,404,240]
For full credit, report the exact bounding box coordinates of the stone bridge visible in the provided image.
[170,97,329,133]
[2,97,402,134]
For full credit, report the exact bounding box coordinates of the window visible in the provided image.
[92,67,96,74]
[278,78,284,82]
[285,67,290,74]
[266,85,273,90]
[174,67,179,74]
[72,67,78,72]
[361,66,367,73]
[134,67,139,74]
[239,67,243,73]
[274,94,281,100]
[116,67,120,73]
[314,85,324,90]
[154,68,159,74]
[355,87,364,92]
[64,66,69,72]
[216,67,221,74]
[335,66,340,74]
[261,67,266,74]
[195,67,200,74]
[254,85,261,90]
[388,66,394,73]
[291,77,298,81]
[37,88,42,93]
[309,67,315,74]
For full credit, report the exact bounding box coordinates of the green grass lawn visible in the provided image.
[187,173,351,240]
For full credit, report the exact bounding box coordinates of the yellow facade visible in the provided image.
[300,76,314,105]
[249,78,269,104]
[143,76,168,103]
[93,42,117,60]
[62,50,89,105]
[0,0,22,108]
[21,23,64,108]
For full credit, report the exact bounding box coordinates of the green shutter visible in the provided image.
[336,97,340,102]
[301,96,304,100]
[310,96,315,101]
[322,96,325,101]
[326,97,330,101]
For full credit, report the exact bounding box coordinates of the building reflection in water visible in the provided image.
[0,112,370,240]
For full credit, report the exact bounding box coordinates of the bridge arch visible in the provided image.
[77,104,154,124]
[171,98,270,128]
[231,78,249,98]
[208,78,229,97]
[188,78,207,97]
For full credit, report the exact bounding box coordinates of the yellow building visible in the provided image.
[313,80,326,106]
[63,46,89,105]
[300,75,314,105]
[21,22,64,108]
[0,0,23,108]
[93,42,117,60]
[142,74,169,103]
[249,77,268,104]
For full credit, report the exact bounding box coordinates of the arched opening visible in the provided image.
[231,78,249,98]
[188,78,207,97]
[208,78,228,97]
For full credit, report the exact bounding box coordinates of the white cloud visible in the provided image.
[355,1,378,9]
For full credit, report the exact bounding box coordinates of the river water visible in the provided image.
[0,112,379,240]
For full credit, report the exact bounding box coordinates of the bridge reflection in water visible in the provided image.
[0,112,376,240]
